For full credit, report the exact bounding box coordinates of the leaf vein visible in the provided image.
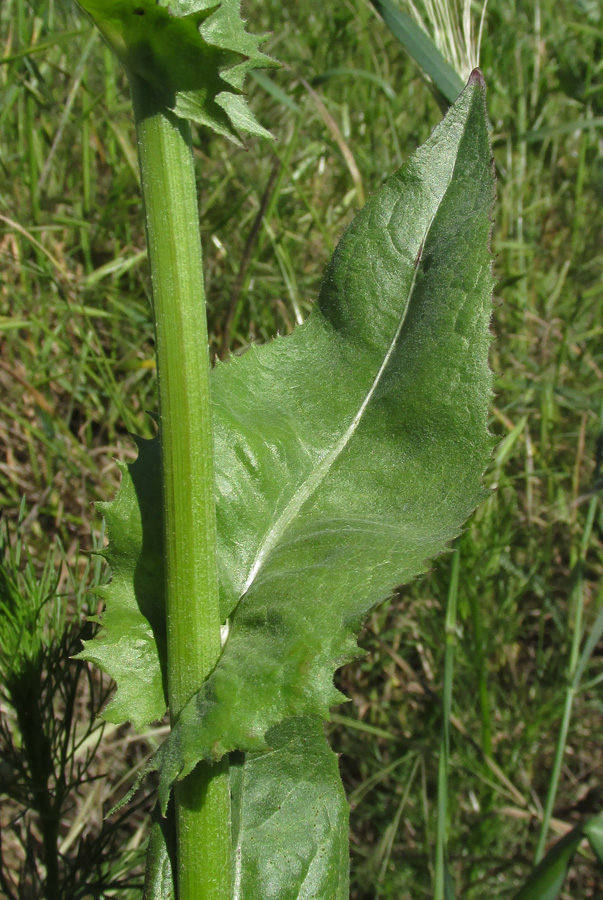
[241,180,455,597]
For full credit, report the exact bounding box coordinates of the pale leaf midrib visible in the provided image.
[241,139,463,598]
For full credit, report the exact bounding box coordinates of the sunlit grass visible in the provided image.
[406,0,488,79]
[1,0,602,896]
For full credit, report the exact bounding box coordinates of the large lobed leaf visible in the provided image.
[81,69,495,900]
[82,65,494,823]
[73,0,275,141]
[147,70,494,803]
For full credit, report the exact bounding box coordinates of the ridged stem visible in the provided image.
[130,73,230,900]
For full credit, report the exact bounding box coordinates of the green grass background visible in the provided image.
[1,0,602,897]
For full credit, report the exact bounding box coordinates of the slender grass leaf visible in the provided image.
[511,828,581,900]
[151,71,495,806]
[0,28,90,66]
[73,0,276,141]
[515,117,603,144]
[371,0,464,103]
[585,814,603,866]
[444,869,456,900]
[511,812,603,900]
[250,70,301,114]
[572,600,603,688]
[0,316,31,331]
[312,68,397,101]
[370,0,465,104]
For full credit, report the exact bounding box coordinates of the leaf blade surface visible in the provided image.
[153,71,496,803]
[141,718,348,900]
[76,439,167,728]
[231,717,349,900]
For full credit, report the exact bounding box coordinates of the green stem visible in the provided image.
[435,549,460,900]
[129,75,230,900]
[535,494,598,862]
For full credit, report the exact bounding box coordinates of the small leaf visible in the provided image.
[74,0,276,140]
[153,71,495,803]
[231,717,349,900]
[76,437,167,729]
[143,804,175,900]
[511,812,603,900]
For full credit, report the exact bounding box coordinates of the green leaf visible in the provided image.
[143,804,175,900]
[370,0,465,104]
[73,0,275,141]
[585,814,603,865]
[142,718,348,900]
[80,72,494,809]
[151,70,495,806]
[231,717,349,900]
[511,812,603,900]
[76,437,168,729]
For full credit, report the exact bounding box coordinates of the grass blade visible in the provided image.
[370,0,465,104]
[585,815,603,865]
[435,549,460,900]
[535,494,599,861]
[512,812,603,900]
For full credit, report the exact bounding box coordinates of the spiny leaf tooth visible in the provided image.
[75,0,274,140]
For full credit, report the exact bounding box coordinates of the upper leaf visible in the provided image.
[79,72,495,804]
[151,70,496,803]
[74,0,275,141]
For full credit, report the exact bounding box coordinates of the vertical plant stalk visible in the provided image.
[435,549,460,900]
[535,495,598,863]
[129,74,230,900]
[468,585,492,758]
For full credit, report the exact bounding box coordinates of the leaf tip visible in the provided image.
[467,67,486,89]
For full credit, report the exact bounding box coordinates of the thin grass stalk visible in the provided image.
[15,679,60,899]
[405,0,488,79]
[80,64,92,272]
[535,494,598,862]
[376,756,421,898]
[129,73,230,900]
[435,548,460,900]
[468,583,492,758]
